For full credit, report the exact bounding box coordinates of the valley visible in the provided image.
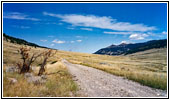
[3,34,167,97]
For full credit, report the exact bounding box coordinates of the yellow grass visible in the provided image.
[3,61,79,97]
[3,41,80,97]
[53,49,167,90]
[3,41,167,94]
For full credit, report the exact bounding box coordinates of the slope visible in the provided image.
[94,39,167,55]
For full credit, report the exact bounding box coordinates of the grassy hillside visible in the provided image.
[3,39,167,97]
[3,41,80,97]
[128,48,167,62]
[94,39,167,55]
[3,33,48,49]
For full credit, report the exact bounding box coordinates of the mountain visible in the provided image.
[3,33,48,48]
[94,39,167,55]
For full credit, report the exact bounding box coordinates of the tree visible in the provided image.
[17,47,42,74]
[38,49,57,76]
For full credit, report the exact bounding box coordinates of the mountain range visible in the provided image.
[3,33,167,56]
[94,39,167,55]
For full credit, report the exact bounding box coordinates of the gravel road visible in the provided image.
[62,59,167,97]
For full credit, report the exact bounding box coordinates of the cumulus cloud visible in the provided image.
[58,23,63,25]
[70,41,75,43]
[67,27,75,30]
[147,32,156,36]
[43,12,156,32]
[104,31,132,35]
[12,25,30,29]
[120,41,128,44]
[129,34,149,40]
[80,28,93,31]
[52,39,65,44]
[76,36,82,38]
[20,26,30,29]
[40,40,47,42]
[45,22,58,25]
[162,31,167,34]
[77,40,82,42]
[4,12,39,21]
[50,44,55,46]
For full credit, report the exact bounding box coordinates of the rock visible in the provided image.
[41,75,47,80]
[7,78,17,84]
[156,90,167,97]
[31,66,37,71]
[24,73,47,85]
[24,73,33,78]
[69,92,74,96]
[27,76,46,85]
[6,67,18,73]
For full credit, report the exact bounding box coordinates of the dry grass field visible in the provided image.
[3,41,79,97]
[55,48,167,90]
[3,41,167,97]
[3,62,79,97]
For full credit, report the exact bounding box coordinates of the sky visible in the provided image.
[3,3,167,53]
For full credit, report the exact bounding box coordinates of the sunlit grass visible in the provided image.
[3,40,167,95]
[3,61,79,97]
[54,49,167,90]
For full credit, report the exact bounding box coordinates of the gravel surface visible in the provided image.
[62,59,167,97]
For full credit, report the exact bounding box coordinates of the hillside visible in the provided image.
[94,39,167,55]
[3,33,48,48]
[3,40,79,97]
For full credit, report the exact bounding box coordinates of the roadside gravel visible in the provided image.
[62,59,167,97]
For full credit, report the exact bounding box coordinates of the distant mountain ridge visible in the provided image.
[94,39,167,55]
[3,33,48,49]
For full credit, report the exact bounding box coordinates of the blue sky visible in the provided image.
[3,3,167,53]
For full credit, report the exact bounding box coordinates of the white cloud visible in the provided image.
[120,41,128,44]
[80,28,93,31]
[20,26,30,29]
[52,39,65,44]
[67,27,75,30]
[43,12,59,17]
[12,25,30,29]
[45,22,58,25]
[4,12,39,21]
[58,23,63,25]
[104,31,132,35]
[40,40,47,42]
[50,44,55,46]
[147,32,156,36]
[76,36,82,38]
[77,40,82,42]
[70,41,75,43]
[129,34,149,40]
[43,12,156,32]
[162,31,167,34]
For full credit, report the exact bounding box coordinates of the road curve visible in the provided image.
[62,59,166,97]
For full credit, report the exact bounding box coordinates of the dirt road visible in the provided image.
[62,59,166,97]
